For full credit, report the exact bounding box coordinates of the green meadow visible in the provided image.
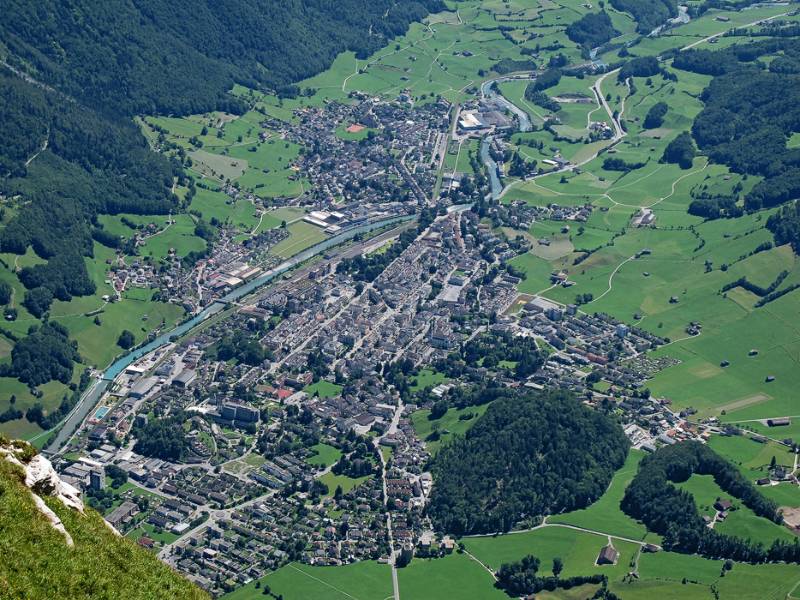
[409,368,447,391]
[549,450,652,542]
[398,552,506,600]
[318,471,372,497]
[305,443,342,468]
[304,380,343,398]
[677,474,795,546]
[222,561,392,600]
[411,403,489,455]
[268,221,328,259]
[503,61,800,423]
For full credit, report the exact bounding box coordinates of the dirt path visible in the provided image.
[25,135,48,168]
[588,254,638,304]
[466,521,659,549]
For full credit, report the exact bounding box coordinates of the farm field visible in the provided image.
[706,435,800,508]
[464,524,800,600]
[398,552,505,600]
[676,474,795,546]
[134,214,207,262]
[188,188,260,231]
[615,550,800,600]
[500,55,800,423]
[736,419,800,443]
[142,113,306,200]
[464,526,640,579]
[222,561,392,600]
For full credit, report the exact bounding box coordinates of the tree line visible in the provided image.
[621,441,800,563]
[495,554,618,599]
[565,11,619,50]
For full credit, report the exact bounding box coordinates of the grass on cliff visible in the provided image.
[0,456,207,600]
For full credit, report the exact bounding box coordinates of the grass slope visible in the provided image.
[0,458,206,599]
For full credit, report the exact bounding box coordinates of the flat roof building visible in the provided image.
[128,376,157,399]
[173,369,197,389]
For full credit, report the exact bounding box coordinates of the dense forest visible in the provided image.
[662,132,696,169]
[621,441,800,563]
[618,56,663,81]
[565,12,619,50]
[610,0,677,34]
[524,89,561,113]
[767,202,800,252]
[0,68,176,318]
[133,412,189,461]
[0,322,80,387]
[461,331,543,378]
[427,387,629,535]
[643,102,668,129]
[206,333,271,367]
[674,38,800,212]
[530,68,563,92]
[1,0,444,115]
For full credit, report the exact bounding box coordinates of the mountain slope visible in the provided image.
[0,0,444,116]
[0,438,207,599]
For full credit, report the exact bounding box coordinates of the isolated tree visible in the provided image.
[552,557,563,578]
[117,329,135,349]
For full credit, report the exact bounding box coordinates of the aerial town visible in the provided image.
[41,89,753,597]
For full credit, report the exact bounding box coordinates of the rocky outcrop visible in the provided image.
[25,454,85,514]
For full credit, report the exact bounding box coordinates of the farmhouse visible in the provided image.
[596,543,619,565]
[714,499,733,512]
